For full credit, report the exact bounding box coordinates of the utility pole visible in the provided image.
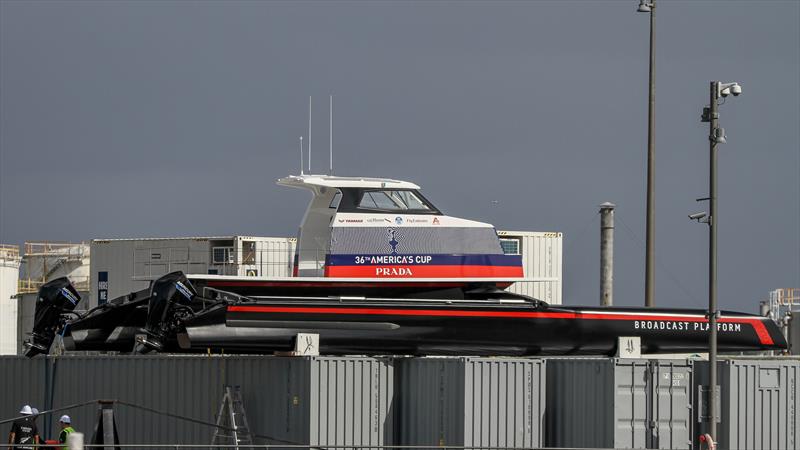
[707,80,720,442]
[637,0,656,308]
[699,79,741,443]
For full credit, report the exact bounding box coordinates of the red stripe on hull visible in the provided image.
[206,280,512,289]
[227,305,774,346]
[324,265,524,278]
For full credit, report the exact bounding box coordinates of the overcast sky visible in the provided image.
[1,1,798,312]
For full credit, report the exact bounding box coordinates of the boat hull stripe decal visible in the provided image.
[325,254,523,266]
[226,306,774,345]
[324,265,525,278]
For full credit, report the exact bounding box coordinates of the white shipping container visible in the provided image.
[497,231,563,305]
[90,236,296,307]
[90,231,560,306]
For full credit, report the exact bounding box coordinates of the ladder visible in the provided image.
[211,385,254,448]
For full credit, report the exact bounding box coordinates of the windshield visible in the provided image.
[358,190,432,211]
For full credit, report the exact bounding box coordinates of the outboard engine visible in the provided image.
[139,271,196,352]
[25,278,81,357]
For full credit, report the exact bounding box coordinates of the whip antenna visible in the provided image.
[299,136,304,175]
[329,95,333,175]
[308,96,312,174]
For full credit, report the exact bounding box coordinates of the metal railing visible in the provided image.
[16,241,90,294]
[0,243,20,261]
[131,247,340,280]
[18,276,90,294]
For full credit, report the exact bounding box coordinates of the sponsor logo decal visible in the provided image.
[175,281,194,300]
[387,229,399,255]
[432,217,441,225]
[61,287,79,305]
[406,218,429,224]
[354,255,434,264]
[376,267,414,276]
[395,216,403,225]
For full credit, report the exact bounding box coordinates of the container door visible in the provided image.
[614,360,649,449]
[648,361,692,449]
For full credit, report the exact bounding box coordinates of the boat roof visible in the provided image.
[277,174,420,190]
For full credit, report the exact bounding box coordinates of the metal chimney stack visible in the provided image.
[599,202,615,306]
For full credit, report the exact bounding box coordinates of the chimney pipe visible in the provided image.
[599,202,615,306]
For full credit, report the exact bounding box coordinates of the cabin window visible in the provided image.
[329,192,342,209]
[358,190,432,211]
[212,247,234,264]
[499,238,521,255]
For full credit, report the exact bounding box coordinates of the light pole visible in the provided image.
[697,80,742,444]
[637,0,656,307]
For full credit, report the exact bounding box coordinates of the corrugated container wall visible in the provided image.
[497,231,562,305]
[546,358,693,450]
[0,355,394,447]
[694,358,800,450]
[90,237,296,307]
[396,357,546,448]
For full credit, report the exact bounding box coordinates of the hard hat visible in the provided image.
[59,415,71,424]
[31,407,39,415]
[19,405,32,415]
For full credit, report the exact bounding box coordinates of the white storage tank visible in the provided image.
[15,242,91,354]
[497,231,563,305]
[0,245,21,355]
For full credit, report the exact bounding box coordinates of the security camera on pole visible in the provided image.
[698,79,742,445]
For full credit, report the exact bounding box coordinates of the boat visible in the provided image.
[26,271,786,356]
[22,174,787,357]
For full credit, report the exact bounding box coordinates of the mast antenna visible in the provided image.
[299,136,304,176]
[329,95,333,175]
[308,96,312,174]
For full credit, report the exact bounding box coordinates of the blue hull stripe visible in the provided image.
[326,254,523,267]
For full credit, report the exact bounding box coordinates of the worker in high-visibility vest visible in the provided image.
[57,415,74,449]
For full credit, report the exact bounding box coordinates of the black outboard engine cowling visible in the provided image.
[25,277,81,357]
[139,271,196,352]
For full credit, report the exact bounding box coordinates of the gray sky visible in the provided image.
[1,1,798,312]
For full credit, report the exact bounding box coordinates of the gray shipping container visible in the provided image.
[0,355,394,447]
[395,356,546,448]
[546,357,693,450]
[694,358,800,450]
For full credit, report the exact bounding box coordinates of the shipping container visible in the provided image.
[546,357,693,449]
[90,231,560,308]
[90,236,296,308]
[0,355,394,447]
[694,358,800,450]
[496,231,562,304]
[395,356,546,448]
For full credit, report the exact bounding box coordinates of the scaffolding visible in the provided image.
[0,244,20,263]
[17,241,90,294]
[767,288,800,320]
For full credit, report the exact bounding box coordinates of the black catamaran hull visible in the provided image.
[180,301,784,356]
[30,272,786,357]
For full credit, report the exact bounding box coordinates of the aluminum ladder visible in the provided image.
[211,385,253,448]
